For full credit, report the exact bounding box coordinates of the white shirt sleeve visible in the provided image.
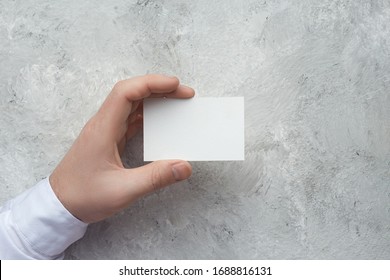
[0,177,88,259]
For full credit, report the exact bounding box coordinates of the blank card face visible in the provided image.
[143,97,244,161]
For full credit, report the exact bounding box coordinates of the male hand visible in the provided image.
[49,74,194,223]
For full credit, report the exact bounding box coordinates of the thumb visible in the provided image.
[126,160,192,198]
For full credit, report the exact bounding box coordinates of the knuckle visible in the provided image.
[113,79,144,100]
[82,118,97,137]
[113,80,125,95]
[150,165,164,192]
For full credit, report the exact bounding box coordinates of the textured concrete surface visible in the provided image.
[0,0,389,259]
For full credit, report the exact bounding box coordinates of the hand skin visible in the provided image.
[49,74,194,223]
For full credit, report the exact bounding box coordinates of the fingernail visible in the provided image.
[172,162,190,181]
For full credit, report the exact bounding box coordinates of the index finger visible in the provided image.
[97,74,195,130]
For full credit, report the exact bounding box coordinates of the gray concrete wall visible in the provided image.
[0,0,389,259]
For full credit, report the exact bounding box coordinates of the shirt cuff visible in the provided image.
[2,178,88,259]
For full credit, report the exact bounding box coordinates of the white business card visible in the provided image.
[143,97,244,161]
